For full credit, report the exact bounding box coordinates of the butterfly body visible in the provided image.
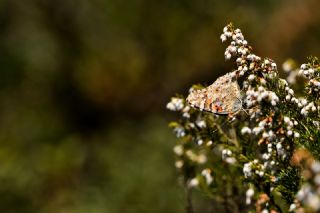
[187,72,242,115]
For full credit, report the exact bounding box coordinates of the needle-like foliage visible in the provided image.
[167,23,320,213]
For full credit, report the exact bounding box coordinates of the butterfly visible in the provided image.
[186,72,242,116]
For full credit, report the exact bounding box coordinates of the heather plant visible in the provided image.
[167,23,320,213]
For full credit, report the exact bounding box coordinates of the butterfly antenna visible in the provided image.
[235,96,249,116]
[242,108,249,116]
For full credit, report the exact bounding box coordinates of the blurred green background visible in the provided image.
[0,0,319,212]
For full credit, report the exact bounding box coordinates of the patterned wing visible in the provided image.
[186,72,242,115]
[215,80,242,115]
[186,88,213,112]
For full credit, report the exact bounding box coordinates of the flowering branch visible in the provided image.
[167,23,320,212]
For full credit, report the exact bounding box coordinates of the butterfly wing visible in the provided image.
[186,88,212,112]
[187,72,242,115]
[215,80,242,115]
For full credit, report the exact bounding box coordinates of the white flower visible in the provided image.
[188,123,195,128]
[288,89,294,95]
[229,45,237,53]
[189,178,199,187]
[260,78,267,85]
[232,34,237,40]
[270,92,279,102]
[225,157,236,164]
[262,131,269,138]
[259,120,266,127]
[282,60,293,72]
[224,31,232,37]
[175,160,184,169]
[201,169,213,185]
[246,188,254,197]
[314,174,320,185]
[186,151,207,164]
[243,162,253,178]
[241,127,251,135]
[311,79,320,87]
[236,57,242,64]
[246,188,254,204]
[197,154,207,164]
[291,97,299,104]
[220,34,227,42]
[258,86,265,92]
[297,184,311,200]
[166,98,184,111]
[289,203,296,212]
[222,149,232,157]
[248,74,255,81]
[166,102,176,111]
[284,116,290,123]
[258,171,264,177]
[182,112,190,118]
[298,69,304,75]
[287,71,298,84]
[308,68,314,75]
[236,39,243,45]
[206,140,213,146]
[264,59,270,65]
[173,145,184,156]
[173,126,185,138]
[276,143,282,150]
[301,64,308,69]
[311,162,320,173]
[301,108,308,116]
[186,150,197,161]
[294,132,300,138]
[196,120,206,128]
[249,62,255,70]
[268,146,273,153]
[253,127,263,135]
[262,153,270,160]
[307,194,320,211]
[197,139,204,145]
[225,52,232,60]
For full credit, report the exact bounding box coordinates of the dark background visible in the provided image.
[0,0,319,212]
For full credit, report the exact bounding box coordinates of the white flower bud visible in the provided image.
[220,34,227,42]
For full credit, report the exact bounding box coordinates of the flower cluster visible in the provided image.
[243,160,266,178]
[222,148,236,164]
[167,23,320,212]
[288,149,320,212]
[299,61,320,96]
[166,97,185,111]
